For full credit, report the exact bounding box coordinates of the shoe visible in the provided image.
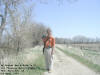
[46,68,49,71]
[48,70,52,73]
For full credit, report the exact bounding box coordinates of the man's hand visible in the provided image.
[51,47,54,55]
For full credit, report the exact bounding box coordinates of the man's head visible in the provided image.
[47,28,52,37]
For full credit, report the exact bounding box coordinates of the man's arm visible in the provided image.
[42,36,46,54]
[51,38,55,55]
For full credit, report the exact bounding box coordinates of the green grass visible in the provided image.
[19,54,45,75]
[56,46,100,73]
[19,51,45,75]
[1,48,45,75]
[83,49,100,55]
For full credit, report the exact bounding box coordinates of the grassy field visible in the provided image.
[56,44,100,73]
[20,47,45,75]
[0,46,45,75]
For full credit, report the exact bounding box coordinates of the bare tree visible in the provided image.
[0,0,25,43]
[6,4,47,53]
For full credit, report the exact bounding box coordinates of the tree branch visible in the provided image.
[0,14,4,28]
[0,14,3,18]
[0,3,8,30]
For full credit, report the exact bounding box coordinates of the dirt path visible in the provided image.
[44,48,100,75]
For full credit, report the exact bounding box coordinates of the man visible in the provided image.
[42,28,55,73]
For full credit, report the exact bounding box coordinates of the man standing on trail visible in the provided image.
[42,28,55,73]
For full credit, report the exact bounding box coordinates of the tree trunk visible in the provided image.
[0,3,8,43]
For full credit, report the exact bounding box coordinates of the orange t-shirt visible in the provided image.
[42,36,55,48]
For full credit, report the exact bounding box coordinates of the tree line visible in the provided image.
[55,35,100,44]
[0,0,47,57]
